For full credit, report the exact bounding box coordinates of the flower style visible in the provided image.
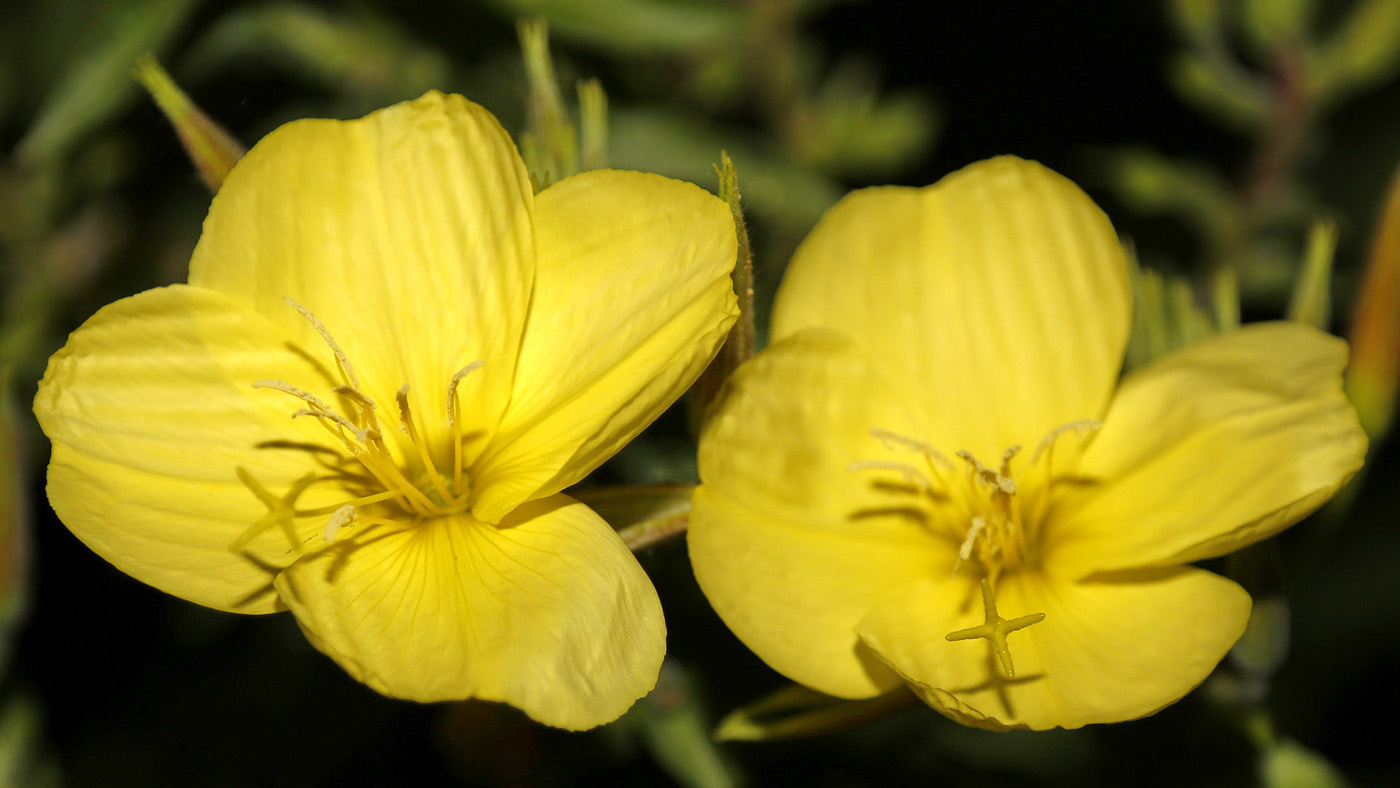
[687,157,1365,730]
[35,92,737,729]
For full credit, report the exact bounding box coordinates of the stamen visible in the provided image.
[447,361,484,493]
[945,577,1046,679]
[252,379,336,413]
[869,427,954,468]
[323,505,357,542]
[295,488,403,517]
[332,385,382,433]
[1031,419,1102,465]
[847,459,934,490]
[445,361,485,428]
[959,516,987,561]
[285,297,363,392]
[293,408,375,446]
[396,385,455,504]
[956,450,1017,495]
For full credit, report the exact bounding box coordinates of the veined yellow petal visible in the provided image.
[34,285,349,613]
[471,170,737,523]
[772,157,1132,460]
[1050,322,1367,577]
[857,568,1250,730]
[273,495,665,730]
[188,91,535,467]
[689,329,947,698]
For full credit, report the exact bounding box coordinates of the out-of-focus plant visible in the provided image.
[496,0,938,250]
[0,367,26,679]
[1108,0,1400,357]
[1347,158,1400,442]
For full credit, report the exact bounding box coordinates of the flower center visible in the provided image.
[849,418,1100,677]
[231,298,482,551]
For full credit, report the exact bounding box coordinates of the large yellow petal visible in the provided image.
[689,329,949,699]
[856,567,1250,730]
[34,285,350,613]
[188,91,535,469]
[273,495,664,730]
[771,157,1132,460]
[1049,322,1367,577]
[471,170,736,523]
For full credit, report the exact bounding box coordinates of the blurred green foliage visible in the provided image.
[2,1,1400,786]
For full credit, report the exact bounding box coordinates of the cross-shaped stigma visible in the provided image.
[945,577,1045,678]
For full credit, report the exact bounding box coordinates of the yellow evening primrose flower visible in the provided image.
[35,92,738,730]
[687,156,1365,730]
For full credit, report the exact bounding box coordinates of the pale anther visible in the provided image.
[959,516,986,561]
[869,427,954,468]
[1031,419,1102,465]
[847,459,934,490]
[293,408,375,445]
[395,384,414,434]
[252,379,336,413]
[956,450,1017,495]
[323,505,357,542]
[285,296,362,391]
[445,360,485,427]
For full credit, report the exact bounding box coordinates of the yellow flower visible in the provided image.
[688,157,1365,730]
[35,92,737,730]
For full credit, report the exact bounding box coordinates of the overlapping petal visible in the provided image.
[771,157,1132,460]
[856,568,1250,730]
[1050,322,1368,577]
[34,285,350,613]
[689,329,947,698]
[471,170,737,523]
[273,495,664,728]
[188,91,535,467]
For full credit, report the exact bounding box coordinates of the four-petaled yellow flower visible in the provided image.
[688,156,1366,730]
[35,92,738,730]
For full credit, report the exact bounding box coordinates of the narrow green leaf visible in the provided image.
[133,54,245,192]
[0,367,30,679]
[572,484,692,552]
[486,0,743,55]
[715,684,916,742]
[691,152,755,428]
[577,77,609,171]
[1287,218,1336,328]
[631,661,743,788]
[518,18,577,189]
[17,0,198,166]
[1311,0,1400,105]
[1261,739,1351,788]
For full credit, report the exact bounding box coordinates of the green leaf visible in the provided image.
[1124,254,1219,370]
[133,54,245,192]
[485,0,744,55]
[630,662,744,788]
[16,0,199,166]
[714,684,916,742]
[182,3,449,106]
[1168,50,1271,130]
[572,484,692,552]
[691,152,754,430]
[610,108,842,229]
[1095,148,1238,244]
[801,59,939,177]
[1261,739,1350,788]
[1311,0,1400,105]
[0,367,30,679]
[0,694,58,788]
[1287,218,1336,329]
